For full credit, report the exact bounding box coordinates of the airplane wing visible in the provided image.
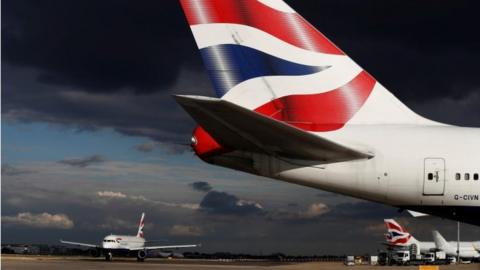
[130,244,199,251]
[60,239,100,248]
[174,95,373,162]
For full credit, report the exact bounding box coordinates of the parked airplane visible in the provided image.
[60,213,199,261]
[384,219,435,255]
[385,219,480,259]
[432,230,480,259]
[175,0,480,226]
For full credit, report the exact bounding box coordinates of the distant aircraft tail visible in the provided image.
[137,213,145,238]
[384,219,418,246]
[432,230,450,251]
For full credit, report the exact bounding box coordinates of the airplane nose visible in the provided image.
[192,126,227,160]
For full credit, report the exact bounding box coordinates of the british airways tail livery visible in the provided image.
[136,212,145,238]
[385,219,416,247]
[384,219,435,255]
[175,0,480,226]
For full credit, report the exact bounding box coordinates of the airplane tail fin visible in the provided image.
[179,0,438,132]
[136,212,145,238]
[432,230,450,251]
[384,219,418,246]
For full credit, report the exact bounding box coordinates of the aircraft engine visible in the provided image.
[137,250,147,260]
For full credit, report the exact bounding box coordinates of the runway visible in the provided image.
[2,255,480,270]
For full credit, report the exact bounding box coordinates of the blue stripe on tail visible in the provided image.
[200,44,330,97]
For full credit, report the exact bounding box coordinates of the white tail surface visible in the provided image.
[180,0,440,134]
[432,230,450,251]
[136,212,145,238]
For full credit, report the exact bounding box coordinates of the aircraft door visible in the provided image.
[423,158,445,195]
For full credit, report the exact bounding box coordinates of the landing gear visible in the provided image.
[105,251,113,261]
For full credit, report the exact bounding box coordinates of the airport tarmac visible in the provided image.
[2,255,480,270]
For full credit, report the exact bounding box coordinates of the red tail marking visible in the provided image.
[192,71,375,158]
[255,71,375,131]
[385,221,405,232]
[192,126,229,159]
[180,0,343,55]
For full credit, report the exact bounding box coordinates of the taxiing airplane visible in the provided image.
[60,213,199,261]
[175,0,480,226]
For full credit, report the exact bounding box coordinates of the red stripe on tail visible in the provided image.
[255,71,375,132]
[192,71,375,158]
[385,221,405,232]
[180,0,343,55]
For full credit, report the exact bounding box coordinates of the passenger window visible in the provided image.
[465,173,470,180]
[427,173,433,180]
[474,173,479,181]
[456,173,461,180]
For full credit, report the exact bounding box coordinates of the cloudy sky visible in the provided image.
[3,0,480,255]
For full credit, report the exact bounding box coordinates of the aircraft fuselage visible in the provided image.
[203,125,480,225]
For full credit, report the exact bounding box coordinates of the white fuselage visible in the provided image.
[400,241,480,258]
[211,125,480,225]
[443,242,480,258]
[102,235,145,250]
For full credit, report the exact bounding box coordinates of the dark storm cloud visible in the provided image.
[199,191,264,216]
[2,65,210,142]
[189,181,212,192]
[294,1,480,104]
[328,201,401,220]
[4,0,480,144]
[2,0,199,93]
[58,154,106,168]
[2,0,209,142]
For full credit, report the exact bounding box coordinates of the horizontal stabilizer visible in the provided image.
[407,210,429,217]
[174,95,373,162]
